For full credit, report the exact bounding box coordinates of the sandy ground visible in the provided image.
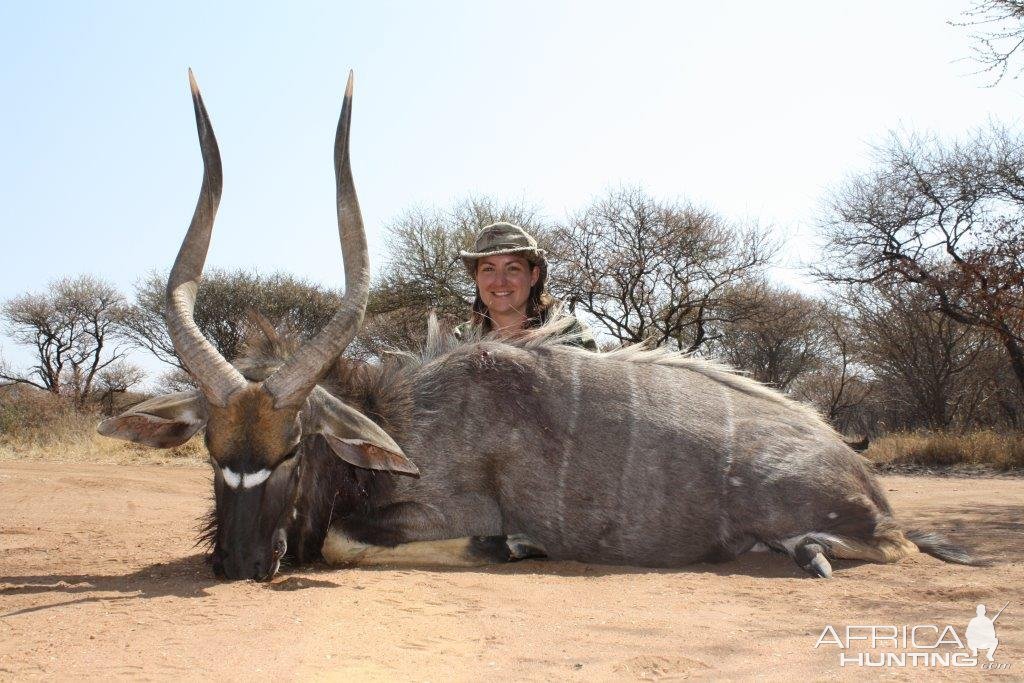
[0,461,1021,681]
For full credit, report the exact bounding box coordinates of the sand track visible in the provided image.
[1,461,1021,680]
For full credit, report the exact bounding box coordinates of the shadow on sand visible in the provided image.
[0,554,338,618]
[1,548,817,620]
[4,500,1018,618]
[900,502,1024,564]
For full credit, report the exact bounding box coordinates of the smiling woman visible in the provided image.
[455,222,597,350]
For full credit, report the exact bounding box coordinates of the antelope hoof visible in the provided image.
[794,540,833,578]
[468,535,518,563]
[506,533,547,561]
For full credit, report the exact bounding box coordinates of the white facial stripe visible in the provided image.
[220,466,271,489]
[242,469,272,488]
[221,467,241,489]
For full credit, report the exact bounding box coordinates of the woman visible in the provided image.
[455,222,597,351]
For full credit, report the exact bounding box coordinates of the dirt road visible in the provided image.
[1,461,1020,680]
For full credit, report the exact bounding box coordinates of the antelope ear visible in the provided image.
[97,391,208,448]
[309,386,419,476]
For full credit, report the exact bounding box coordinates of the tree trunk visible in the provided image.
[999,332,1024,398]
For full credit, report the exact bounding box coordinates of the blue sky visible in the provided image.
[1,1,1022,378]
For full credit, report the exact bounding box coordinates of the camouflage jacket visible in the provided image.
[453,314,598,352]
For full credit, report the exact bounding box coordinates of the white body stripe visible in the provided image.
[616,365,641,544]
[555,356,582,542]
[717,386,736,543]
[720,385,736,467]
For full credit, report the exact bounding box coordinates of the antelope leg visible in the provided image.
[322,528,517,567]
[506,533,548,560]
[793,539,833,578]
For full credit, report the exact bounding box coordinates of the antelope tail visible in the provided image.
[906,529,989,566]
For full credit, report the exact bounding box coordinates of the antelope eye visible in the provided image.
[272,538,286,559]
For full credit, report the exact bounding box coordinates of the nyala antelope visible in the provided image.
[99,71,982,581]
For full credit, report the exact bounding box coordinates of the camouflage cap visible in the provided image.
[460,222,547,274]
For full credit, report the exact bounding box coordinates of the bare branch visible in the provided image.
[549,186,776,351]
[815,124,1024,394]
[953,0,1024,85]
[2,275,130,405]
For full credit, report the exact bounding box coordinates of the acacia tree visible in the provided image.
[793,306,872,432]
[549,186,774,351]
[122,269,343,370]
[847,283,997,431]
[0,275,130,405]
[94,360,146,414]
[816,126,1024,395]
[713,282,826,391]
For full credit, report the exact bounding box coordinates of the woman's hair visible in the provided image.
[469,256,556,332]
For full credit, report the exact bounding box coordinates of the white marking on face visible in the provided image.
[827,511,838,520]
[221,467,241,489]
[729,476,743,487]
[242,468,271,489]
[292,507,299,520]
[220,466,271,489]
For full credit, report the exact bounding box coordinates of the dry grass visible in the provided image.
[864,430,1024,471]
[0,388,205,466]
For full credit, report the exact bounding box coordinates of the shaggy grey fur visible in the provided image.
[292,315,976,571]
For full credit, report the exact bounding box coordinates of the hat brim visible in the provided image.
[460,247,547,271]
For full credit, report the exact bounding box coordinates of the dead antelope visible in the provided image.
[99,72,981,581]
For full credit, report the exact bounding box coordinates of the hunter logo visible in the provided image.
[966,603,1003,661]
[814,603,1010,669]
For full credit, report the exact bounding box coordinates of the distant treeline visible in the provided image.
[2,125,1023,436]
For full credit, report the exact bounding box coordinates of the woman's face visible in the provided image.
[474,254,540,320]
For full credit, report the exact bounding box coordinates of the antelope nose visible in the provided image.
[221,556,247,580]
[253,561,272,582]
[222,549,263,581]
[221,556,243,580]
